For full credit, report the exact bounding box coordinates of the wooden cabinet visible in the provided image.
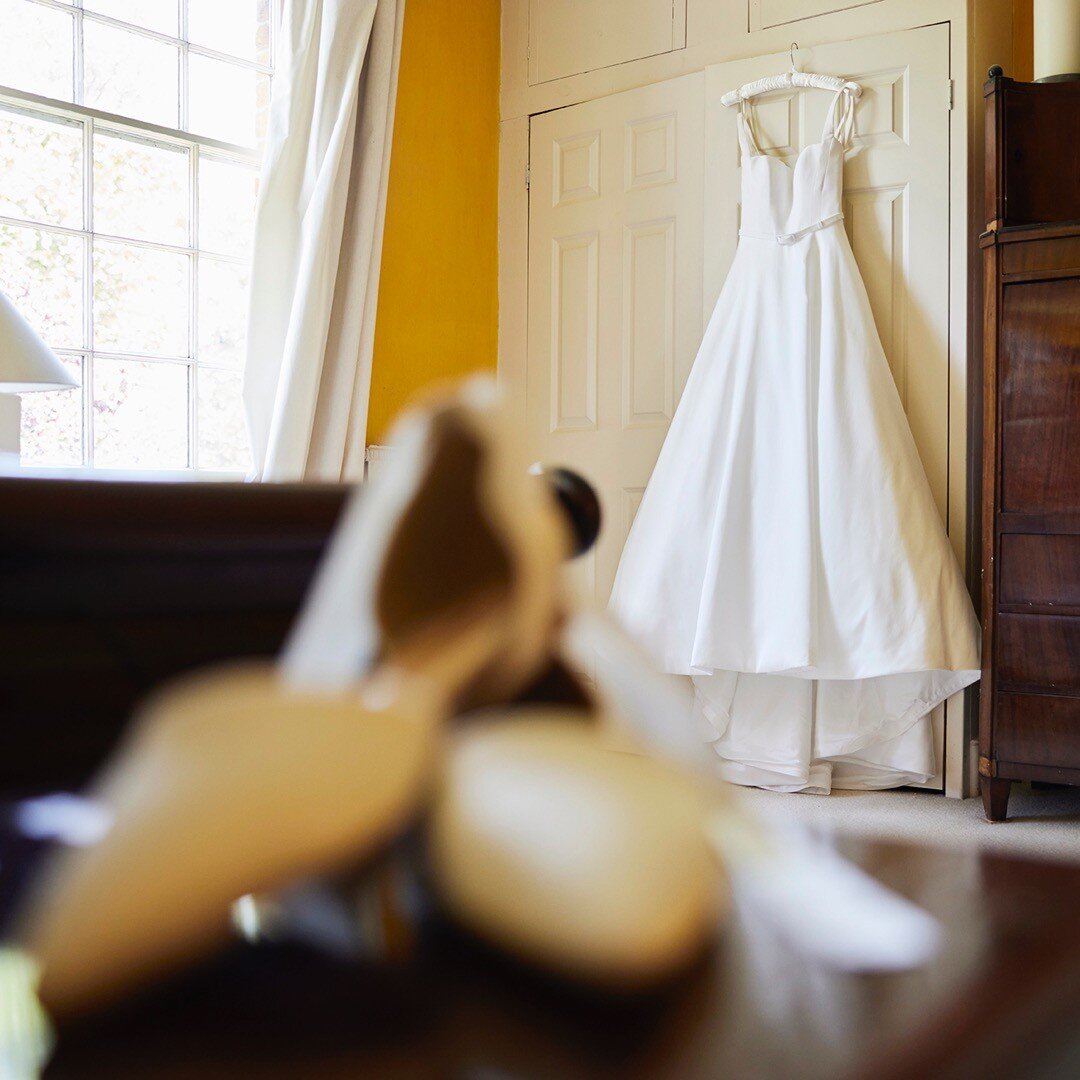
[979,75,1080,821]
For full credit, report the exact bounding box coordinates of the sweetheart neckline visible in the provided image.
[746,134,835,173]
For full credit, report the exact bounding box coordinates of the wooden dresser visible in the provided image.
[978,74,1080,821]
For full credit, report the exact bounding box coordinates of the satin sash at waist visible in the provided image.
[739,212,844,246]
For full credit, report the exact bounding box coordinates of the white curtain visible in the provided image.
[243,0,405,481]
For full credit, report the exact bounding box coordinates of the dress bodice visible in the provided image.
[737,87,856,244]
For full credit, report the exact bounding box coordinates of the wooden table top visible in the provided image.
[27,837,1080,1080]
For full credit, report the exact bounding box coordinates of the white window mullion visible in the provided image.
[179,0,190,132]
[188,362,197,470]
[88,350,196,366]
[72,3,84,106]
[83,110,95,467]
[189,131,200,470]
[0,83,263,158]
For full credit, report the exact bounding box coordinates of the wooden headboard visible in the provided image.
[0,476,346,791]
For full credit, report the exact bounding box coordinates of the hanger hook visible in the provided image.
[789,41,799,71]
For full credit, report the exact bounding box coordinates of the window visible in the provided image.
[0,0,274,472]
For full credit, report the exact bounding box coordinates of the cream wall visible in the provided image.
[366,0,501,444]
[1014,0,1034,79]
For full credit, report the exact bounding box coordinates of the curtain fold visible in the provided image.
[243,0,405,481]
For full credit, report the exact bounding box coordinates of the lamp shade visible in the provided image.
[0,289,79,392]
[1035,0,1080,81]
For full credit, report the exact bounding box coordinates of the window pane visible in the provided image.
[84,20,179,128]
[197,367,248,470]
[94,240,189,356]
[187,0,267,62]
[187,54,263,146]
[198,258,248,367]
[84,0,178,36]
[0,109,83,229]
[94,132,189,245]
[0,0,74,101]
[20,355,84,466]
[93,357,188,468]
[0,223,84,349]
[198,156,257,256]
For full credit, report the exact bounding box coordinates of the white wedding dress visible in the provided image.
[609,87,981,794]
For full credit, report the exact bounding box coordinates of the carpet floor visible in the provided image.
[737,783,1080,863]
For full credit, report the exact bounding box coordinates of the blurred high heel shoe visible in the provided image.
[4,378,938,1050]
[11,380,581,1020]
[429,711,727,990]
[12,664,442,1019]
[284,378,576,714]
[423,610,941,987]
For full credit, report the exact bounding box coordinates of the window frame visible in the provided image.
[0,0,276,477]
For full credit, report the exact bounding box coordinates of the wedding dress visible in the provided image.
[609,87,981,794]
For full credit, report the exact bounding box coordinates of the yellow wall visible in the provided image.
[1013,0,1034,80]
[366,0,501,444]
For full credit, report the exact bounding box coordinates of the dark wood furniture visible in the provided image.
[0,476,347,792]
[5,837,1074,1080]
[0,469,601,793]
[979,74,1080,821]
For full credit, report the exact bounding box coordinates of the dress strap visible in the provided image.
[737,100,761,156]
[821,86,857,148]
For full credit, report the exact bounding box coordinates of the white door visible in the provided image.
[527,72,705,603]
[703,26,952,787]
[524,25,952,787]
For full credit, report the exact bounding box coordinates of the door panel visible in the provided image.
[749,0,884,31]
[529,0,687,85]
[528,72,705,604]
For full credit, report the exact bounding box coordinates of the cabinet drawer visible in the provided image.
[1001,235,1080,279]
[996,613,1080,693]
[999,533,1080,610]
[994,693,1080,770]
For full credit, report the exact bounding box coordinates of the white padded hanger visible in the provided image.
[721,43,862,107]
